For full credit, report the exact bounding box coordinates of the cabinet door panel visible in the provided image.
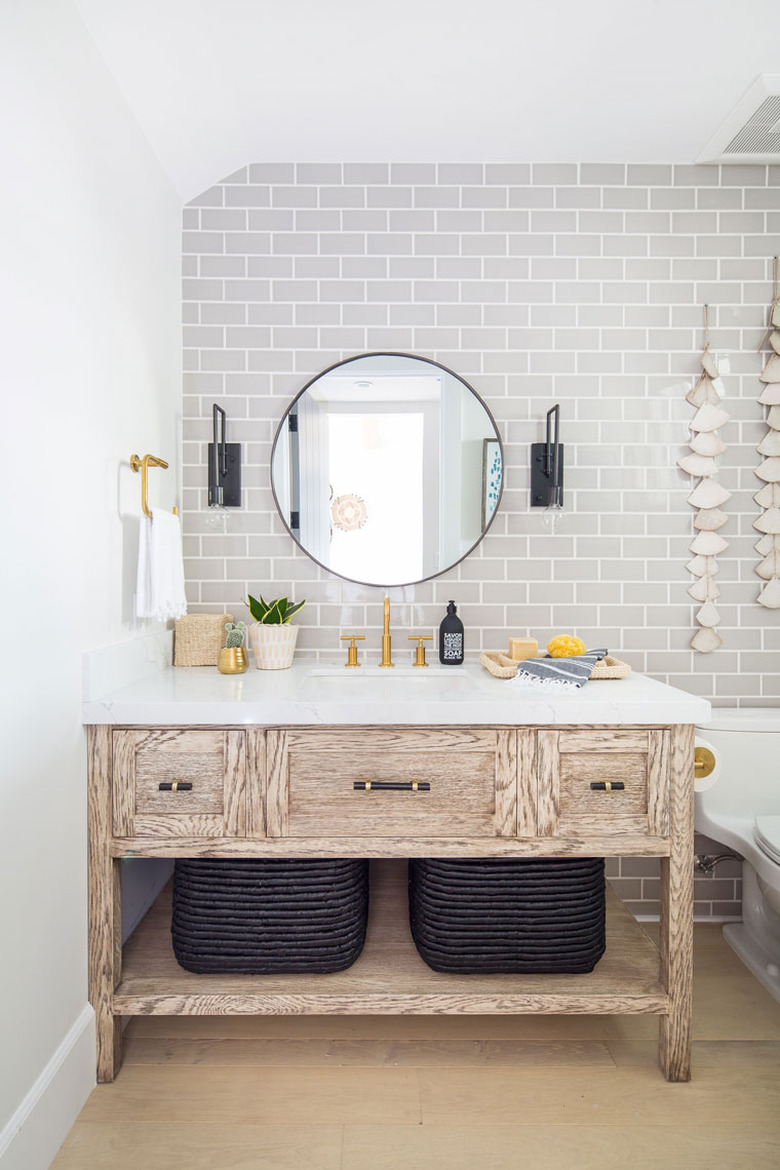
[112,729,247,837]
[537,728,670,838]
[266,728,516,839]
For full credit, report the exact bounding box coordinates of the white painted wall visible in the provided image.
[0,3,181,1165]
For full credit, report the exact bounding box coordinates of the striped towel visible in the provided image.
[510,649,609,692]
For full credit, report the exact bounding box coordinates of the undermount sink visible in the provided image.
[296,663,481,698]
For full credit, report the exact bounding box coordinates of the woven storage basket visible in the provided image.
[409,857,605,974]
[171,858,369,973]
[174,613,234,666]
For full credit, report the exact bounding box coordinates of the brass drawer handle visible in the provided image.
[589,781,625,792]
[158,781,193,792]
[353,781,431,792]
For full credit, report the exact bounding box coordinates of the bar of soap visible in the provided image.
[508,638,538,661]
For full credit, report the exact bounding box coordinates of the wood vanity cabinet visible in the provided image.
[89,722,693,1085]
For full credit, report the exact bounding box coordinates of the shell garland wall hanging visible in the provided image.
[755,257,780,610]
[679,305,730,652]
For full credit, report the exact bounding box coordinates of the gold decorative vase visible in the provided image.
[217,647,249,674]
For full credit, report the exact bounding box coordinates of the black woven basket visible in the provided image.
[409,857,605,974]
[172,858,369,974]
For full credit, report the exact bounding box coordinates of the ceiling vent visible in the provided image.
[697,75,780,164]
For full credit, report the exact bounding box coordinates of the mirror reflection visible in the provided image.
[271,353,503,587]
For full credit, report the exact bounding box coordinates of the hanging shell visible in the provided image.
[767,405,780,430]
[690,403,730,432]
[761,353,780,384]
[770,331,780,356]
[755,457,780,483]
[686,555,719,577]
[753,506,780,534]
[690,530,728,556]
[677,452,718,477]
[686,375,719,407]
[691,626,722,653]
[758,429,780,457]
[687,479,731,509]
[757,547,780,580]
[758,577,780,609]
[694,507,728,531]
[690,430,727,456]
[688,577,720,602]
[695,601,721,627]
[756,532,777,555]
[701,350,719,378]
[754,482,780,508]
[759,384,780,406]
[710,377,726,398]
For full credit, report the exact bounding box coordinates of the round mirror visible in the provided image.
[270,353,503,588]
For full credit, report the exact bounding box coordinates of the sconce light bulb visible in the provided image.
[541,503,565,534]
[205,504,229,534]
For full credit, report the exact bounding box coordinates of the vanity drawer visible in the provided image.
[536,729,670,838]
[112,729,247,837]
[266,729,517,838]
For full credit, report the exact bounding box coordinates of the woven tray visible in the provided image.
[479,651,631,681]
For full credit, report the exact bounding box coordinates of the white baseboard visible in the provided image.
[0,1005,95,1170]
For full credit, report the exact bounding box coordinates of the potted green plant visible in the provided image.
[247,594,305,670]
[217,622,248,675]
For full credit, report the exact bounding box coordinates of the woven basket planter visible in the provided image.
[171,858,369,974]
[174,613,234,666]
[248,623,299,669]
[409,857,605,974]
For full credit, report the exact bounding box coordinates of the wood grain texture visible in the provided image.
[647,728,671,837]
[223,730,246,835]
[110,834,672,859]
[111,730,135,837]
[494,729,517,837]
[88,725,122,1082]
[659,722,695,1082]
[114,861,666,1018]
[245,728,266,838]
[516,728,537,836]
[557,729,649,752]
[265,731,288,837]
[535,730,560,837]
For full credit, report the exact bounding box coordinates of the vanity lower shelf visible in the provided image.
[115,859,667,1017]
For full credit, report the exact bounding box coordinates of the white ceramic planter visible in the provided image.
[249,623,299,670]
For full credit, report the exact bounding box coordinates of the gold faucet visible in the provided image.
[380,596,393,667]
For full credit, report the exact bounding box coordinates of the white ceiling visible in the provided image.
[75,0,779,202]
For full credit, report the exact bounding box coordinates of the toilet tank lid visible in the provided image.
[698,708,780,733]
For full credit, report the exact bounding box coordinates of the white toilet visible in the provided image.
[695,708,780,1002]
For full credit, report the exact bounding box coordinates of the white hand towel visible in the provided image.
[136,510,188,621]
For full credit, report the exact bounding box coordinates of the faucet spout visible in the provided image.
[380,596,393,667]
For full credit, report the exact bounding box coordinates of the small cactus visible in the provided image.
[225,621,246,648]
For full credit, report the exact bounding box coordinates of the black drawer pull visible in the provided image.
[589,781,625,792]
[353,781,430,792]
[158,781,193,792]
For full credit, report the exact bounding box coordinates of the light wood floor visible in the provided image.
[54,925,780,1170]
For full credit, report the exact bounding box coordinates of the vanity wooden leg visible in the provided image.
[658,723,694,1082]
[88,726,122,1082]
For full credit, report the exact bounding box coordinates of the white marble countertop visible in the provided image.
[82,655,711,726]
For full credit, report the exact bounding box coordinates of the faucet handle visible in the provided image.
[340,635,365,668]
[408,635,432,668]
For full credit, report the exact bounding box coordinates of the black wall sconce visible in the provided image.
[208,403,241,508]
[531,404,564,509]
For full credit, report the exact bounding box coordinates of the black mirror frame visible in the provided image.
[269,351,505,589]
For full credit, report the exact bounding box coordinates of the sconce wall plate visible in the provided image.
[208,403,242,508]
[530,404,564,508]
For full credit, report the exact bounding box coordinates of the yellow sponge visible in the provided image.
[547,634,586,658]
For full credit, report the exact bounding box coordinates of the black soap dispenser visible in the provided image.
[439,601,464,665]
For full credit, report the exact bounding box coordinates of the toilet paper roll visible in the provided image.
[694,735,721,793]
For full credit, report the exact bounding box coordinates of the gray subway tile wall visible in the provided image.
[181,162,780,919]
